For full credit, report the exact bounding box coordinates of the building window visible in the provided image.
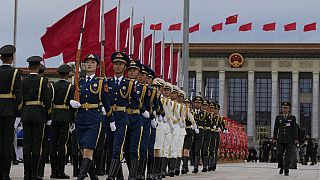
[188,74,196,99]
[256,78,272,126]
[228,78,248,125]
[299,78,312,93]
[300,103,312,136]
[204,77,219,102]
[279,78,292,111]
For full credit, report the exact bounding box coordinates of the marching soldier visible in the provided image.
[273,102,298,176]
[192,96,205,174]
[0,45,22,180]
[69,54,113,180]
[49,64,75,179]
[201,100,211,172]
[105,52,141,180]
[21,56,51,180]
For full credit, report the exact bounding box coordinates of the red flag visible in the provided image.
[284,22,296,31]
[144,34,153,66]
[211,23,223,32]
[225,14,238,25]
[133,23,142,60]
[41,2,86,60]
[163,46,171,81]
[154,42,162,77]
[263,22,276,31]
[189,23,200,33]
[304,22,316,32]
[150,23,162,30]
[168,23,182,31]
[120,18,130,53]
[104,7,117,77]
[239,23,252,32]
[171,51,179,85]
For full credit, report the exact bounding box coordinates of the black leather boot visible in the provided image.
[137,158,147,180]
[161,158,168,178]
[181,156,188,174]
[129,159,139,180]
[72,155,79,177]
[174,157,181,176]
[88,160,99,180]
[146,157,154,180]
[208,156,214,171]
[106,159,121,180]
[192,156,200,174]
[202,156,208,172]
[152,157,161,180]
[77,158,92,180]
[57,155,70,179]
[168,158,176,177]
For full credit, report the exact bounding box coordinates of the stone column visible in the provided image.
[312,72,319,139]
[247,71,255,142]
[195,70,202,96]
[218,71,226,116]
[291,71,299,124]
[271,71,279,137]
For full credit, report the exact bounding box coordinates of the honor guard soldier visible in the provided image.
[201,100,211,172]
[192,96,205,174]
[69,54,113,180]
[273,102,298,176]
[21,56,51,180]
[49,64,74,179]
[0,45,22,180]
[105,52,141,180]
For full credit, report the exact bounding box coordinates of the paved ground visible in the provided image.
[10,162,320,179]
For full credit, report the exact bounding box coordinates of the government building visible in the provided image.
[175,43,320,144]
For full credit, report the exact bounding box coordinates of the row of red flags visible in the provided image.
[41,0,179,84]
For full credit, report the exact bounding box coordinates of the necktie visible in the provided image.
[116,79,119,87]
[87,77,91,82]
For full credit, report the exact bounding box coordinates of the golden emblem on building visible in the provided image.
[229,53,244,68]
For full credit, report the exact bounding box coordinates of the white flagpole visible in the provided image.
[151,30,156,70]
[169,38,173,81]
[161,33,165,78]
[13,0,18,67]
[116,0,121,51]
[129,7,134,55]
[141,17,145,63]
[100,0,105,76]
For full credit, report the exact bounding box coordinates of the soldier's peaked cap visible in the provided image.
[0,45,16,57]
[84,54,100,64]
[27,56,42,66]
[111,52,130,65]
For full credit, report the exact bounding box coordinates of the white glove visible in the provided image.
[170,125,175,133]
[101,107,106,115]
[153,111,157,116]
[162,116,168,123]
[69,123,75,132]
[213,125,216,129]
[46,120,52,126]
[223,129,226,133]
[179,121,184,128]
[142,111,150,118]
[151,119,157,128]
[14,117,21,129]
[157,115,163,122]
[70,100,81,108]
[195,128,199,134]
[191,124,196,130]
[218,127,221,132]
[110,122,116,132]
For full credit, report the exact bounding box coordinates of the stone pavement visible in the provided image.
[9,162,320,180]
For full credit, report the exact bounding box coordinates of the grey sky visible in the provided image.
[1,0,320,67]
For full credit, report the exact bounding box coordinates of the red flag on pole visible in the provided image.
[171,51,179,85]
[120,18,130,53]
[225,15,238,25]
[150,23,162,30]
[211,23,223,32]
[284,22,296,31]
[168,23,182,31]
[154,41,162,77]
[239,23,252,31]
[163,46,171,81]
[263,22,276,31]
[144,34,153,66]
[304,22,316,32]
[104,7,117,77]
[189,23,200,33]
[133,23,142,60]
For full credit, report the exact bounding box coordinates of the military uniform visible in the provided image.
[0,45,22,180]
[201,100,211,172]
[49,64,74,179]
[273,102,298,176]
[21,56,51,180]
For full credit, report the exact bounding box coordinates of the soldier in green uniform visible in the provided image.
[273,102,298,176]
[0,45,22,180]
[49,64,75,179]
[21,56,51,180]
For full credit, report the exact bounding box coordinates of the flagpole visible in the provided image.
[170,38,173,82]
[161,33,165,78]
[100,0,106,77]
[129,6,134,55]
[177,48,181,86]
[141,17,145,63]
[13,0,18,67]
[152,30,156,70]
[116,0,121,51]
[182,0,190,96]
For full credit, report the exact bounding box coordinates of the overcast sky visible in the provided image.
[1,0,320,67]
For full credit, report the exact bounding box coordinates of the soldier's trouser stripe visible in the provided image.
[120,125,128,160]
[137,126,143,160]
[95,122,103,148]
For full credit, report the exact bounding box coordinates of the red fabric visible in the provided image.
[163,46,171,81]
[284,22,296,31]
[171,51,178,85]
[150,23,162,30]
[211,23,223,32]
[104,7,117,77]
[189,23,200,33]
[133,23,142,60]
[120,18,130,53]
[263,22,276,31]
[154,41,162,77]
[239,22,252,31]
[143,34,153,66]
[168,23,182,31]
[41,2,86,61]
[304,22,316,32]
[225,15,238,25]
